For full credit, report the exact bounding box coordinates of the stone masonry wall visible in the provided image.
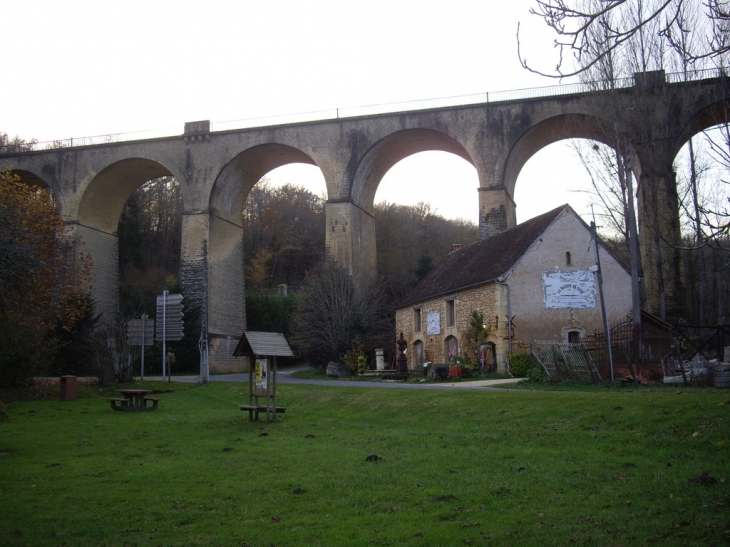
[73,224,118,325]
[181,212,247,373]
[208,215,246,372]
[396,284,500,371]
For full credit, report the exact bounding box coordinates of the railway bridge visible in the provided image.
[2,69,727,370]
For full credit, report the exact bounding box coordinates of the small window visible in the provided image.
[446,300,455,327]
[414,308,422,332]
[568,330,581,344]
[565,251,572,266]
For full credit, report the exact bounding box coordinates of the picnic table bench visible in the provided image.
[107,390,162,412]
[240,404,286,421]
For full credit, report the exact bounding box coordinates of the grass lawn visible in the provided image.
[0,381,728,546]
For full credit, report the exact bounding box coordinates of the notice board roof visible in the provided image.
[233,331,294,358]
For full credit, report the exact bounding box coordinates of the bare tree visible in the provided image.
[519,0,729,78]
[291,259,392,366]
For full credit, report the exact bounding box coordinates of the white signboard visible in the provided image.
[426,311,441,335]
[543,270,596,309]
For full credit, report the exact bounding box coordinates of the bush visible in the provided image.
[246,294,299,337]
[528,363,551,384]
[508,352,531,377]
[459,359,478,378]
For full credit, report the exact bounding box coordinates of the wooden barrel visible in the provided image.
[715,365,730,388]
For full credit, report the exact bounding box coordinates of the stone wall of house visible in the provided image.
[395,283,499,371]
[505,209,632,347]
[395,209,634,374]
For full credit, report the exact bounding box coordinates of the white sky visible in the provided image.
[1,1,619,225]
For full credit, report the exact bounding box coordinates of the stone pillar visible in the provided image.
[478,186,516,239]
[637,167,683,322]
[325,201,377,291]
[375,348,385,371]
[180,212,246,373]
[71,223,118,325]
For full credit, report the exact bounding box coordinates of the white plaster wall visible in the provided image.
[503,209,632,347]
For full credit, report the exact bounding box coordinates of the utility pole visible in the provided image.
[591,218,615,382]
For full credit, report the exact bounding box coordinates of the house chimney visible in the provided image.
[451,244,461,252]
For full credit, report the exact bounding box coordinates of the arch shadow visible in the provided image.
[77,157,187,234]
[673,96,730,159]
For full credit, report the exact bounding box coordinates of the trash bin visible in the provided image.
[60,375,77,401]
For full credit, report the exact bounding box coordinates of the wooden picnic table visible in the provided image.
[107,389,162,412]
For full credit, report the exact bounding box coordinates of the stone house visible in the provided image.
[394,205,632,373]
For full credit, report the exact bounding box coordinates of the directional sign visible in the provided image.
[127,318,155,346]
[157,293,183,307]
[156,293,185,341]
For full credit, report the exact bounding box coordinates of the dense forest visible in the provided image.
[118,177,479,307]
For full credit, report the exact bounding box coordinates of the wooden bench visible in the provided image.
[107,398,130,412]
[142,397,162,411]
[240,405,286,421]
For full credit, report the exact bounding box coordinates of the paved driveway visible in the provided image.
[145,367,522,391]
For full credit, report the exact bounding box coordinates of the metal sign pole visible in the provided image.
[162,290,168,380]
[141,314,147,380]
[199,239,209,384]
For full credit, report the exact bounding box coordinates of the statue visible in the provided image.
[396,332,408,376]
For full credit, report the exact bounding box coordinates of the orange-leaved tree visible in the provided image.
[0,170,93,385]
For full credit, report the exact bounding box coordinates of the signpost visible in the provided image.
[156,292,184,381]
[126,314,154,380]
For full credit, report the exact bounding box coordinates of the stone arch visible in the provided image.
[503,113,616,199]
[412,339,424,369]
[210,143,319,223]
[5,167,66,213]
[672,97,730,159]
[349,128,475,214]
[73,157,187,323]
[77,157,186,234]
[444,335,458,362]
[203,143,325,371]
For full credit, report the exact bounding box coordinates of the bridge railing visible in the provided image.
[4,68,726,153]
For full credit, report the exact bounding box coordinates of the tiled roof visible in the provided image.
[398,205,568,308]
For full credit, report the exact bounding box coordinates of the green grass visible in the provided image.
[1,381,729,546]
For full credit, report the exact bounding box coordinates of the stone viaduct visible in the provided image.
[1,70,728,371]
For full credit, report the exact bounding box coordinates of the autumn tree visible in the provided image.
[118,176,182,315]
[0,170,93,385]
[242,180,325,289]
[375,201,479,299]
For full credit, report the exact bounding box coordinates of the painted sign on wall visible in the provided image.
[427,311,441,335]
[542,270,596,309]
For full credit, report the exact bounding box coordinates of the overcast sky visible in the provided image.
[2,1,604,225]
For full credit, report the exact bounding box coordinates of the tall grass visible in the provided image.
[1,382,728,546]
